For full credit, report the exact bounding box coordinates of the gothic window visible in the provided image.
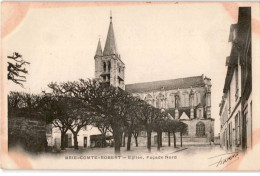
[169,93,175,108]
[184,93,189,107]
[108,61,111,72]
[160,100,163,108]
[196,122,205,137]
[103,62,106,72]
[180,94,185,107]
[199,109,202,118]
[190,94,194,107]
[156,99,160,108]
[157,93,164,108]
[196,92,201,105]
[175,94,180,108]
[146,94,153,105]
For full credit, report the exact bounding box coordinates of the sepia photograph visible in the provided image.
[1,1,260,170]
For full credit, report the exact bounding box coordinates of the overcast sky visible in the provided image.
[3,3,240,135]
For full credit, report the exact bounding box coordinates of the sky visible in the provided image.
[3,2,239,135]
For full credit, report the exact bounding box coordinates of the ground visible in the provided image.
[56,144,225,157]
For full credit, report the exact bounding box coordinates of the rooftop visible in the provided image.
[125,75,207,93]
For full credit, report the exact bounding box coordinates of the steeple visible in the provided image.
[103,12,117,56]
[95,38,103,57]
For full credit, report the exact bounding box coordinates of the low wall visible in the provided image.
[8,116,47,153]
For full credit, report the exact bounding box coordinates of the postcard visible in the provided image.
[1,1,260,170]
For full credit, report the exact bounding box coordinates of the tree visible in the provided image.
[165,119,179,148]
[7,52,30,87]
[41,93,72,150]
[8,91,48,152]
[67,98,93,150]
[177,121,188,147]
[8,91,44,118]
[133,99,156,153]
[153,109,165,151]
[92,116,111,148]
[51,79,131,154]
[132,124,143,147]
[125,96,142,151]
[48,82,94,150]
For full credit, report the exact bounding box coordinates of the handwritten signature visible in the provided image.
[208,152,240,169]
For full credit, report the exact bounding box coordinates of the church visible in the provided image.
[47,14,214,149]
[94,14,215,146]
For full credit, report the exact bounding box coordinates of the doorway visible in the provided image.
[65,134,72,148]
[84,137,87,148]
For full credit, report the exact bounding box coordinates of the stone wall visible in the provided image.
[8,116,47,153]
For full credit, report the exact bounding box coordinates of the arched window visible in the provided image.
[184,93,189,107]
[156,99,160,108]
[108,61,111,72]
[157,93,164,108]
[196,122,205,137]
[190,94,194,107]
[196,92,201,105]
[146,94,153,105]
[168,93,175,108]
[103,62,106,72]
[179,94,185,107]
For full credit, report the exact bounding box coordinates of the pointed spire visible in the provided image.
[110,10,112,22]
[103,12,117,56]
[95,37,103,57]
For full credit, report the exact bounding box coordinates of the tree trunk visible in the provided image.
[134,135,138,147]
[60,131,66,150]
[102,133,106,148]
[180,132,183,147]
[127,130,132,151]
[173,132,176,148]
[120,132,123,147]
[123,132,126,147]
[113,127,121,154]
[160,131,162,147]
[157,131,161,151]
[147,125,152,153]
[73,132,79,150]
[168,131,171,147]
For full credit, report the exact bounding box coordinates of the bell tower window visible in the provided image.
[103,62,106,72]
[108,61,111,72]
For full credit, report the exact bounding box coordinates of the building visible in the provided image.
[48,13,214,149]
[219,7,252,152]
[94,14,214,146]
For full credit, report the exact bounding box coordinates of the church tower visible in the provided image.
[94,13,125,90]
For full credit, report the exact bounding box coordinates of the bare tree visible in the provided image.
[7,52,30,87]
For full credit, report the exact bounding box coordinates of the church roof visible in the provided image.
[126,76,205,93]
[103,16,117,56]
[95,39,103,57]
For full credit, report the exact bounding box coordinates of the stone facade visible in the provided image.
[219,7,252,152]
[126,75,214,145]
[8,116,47,153]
